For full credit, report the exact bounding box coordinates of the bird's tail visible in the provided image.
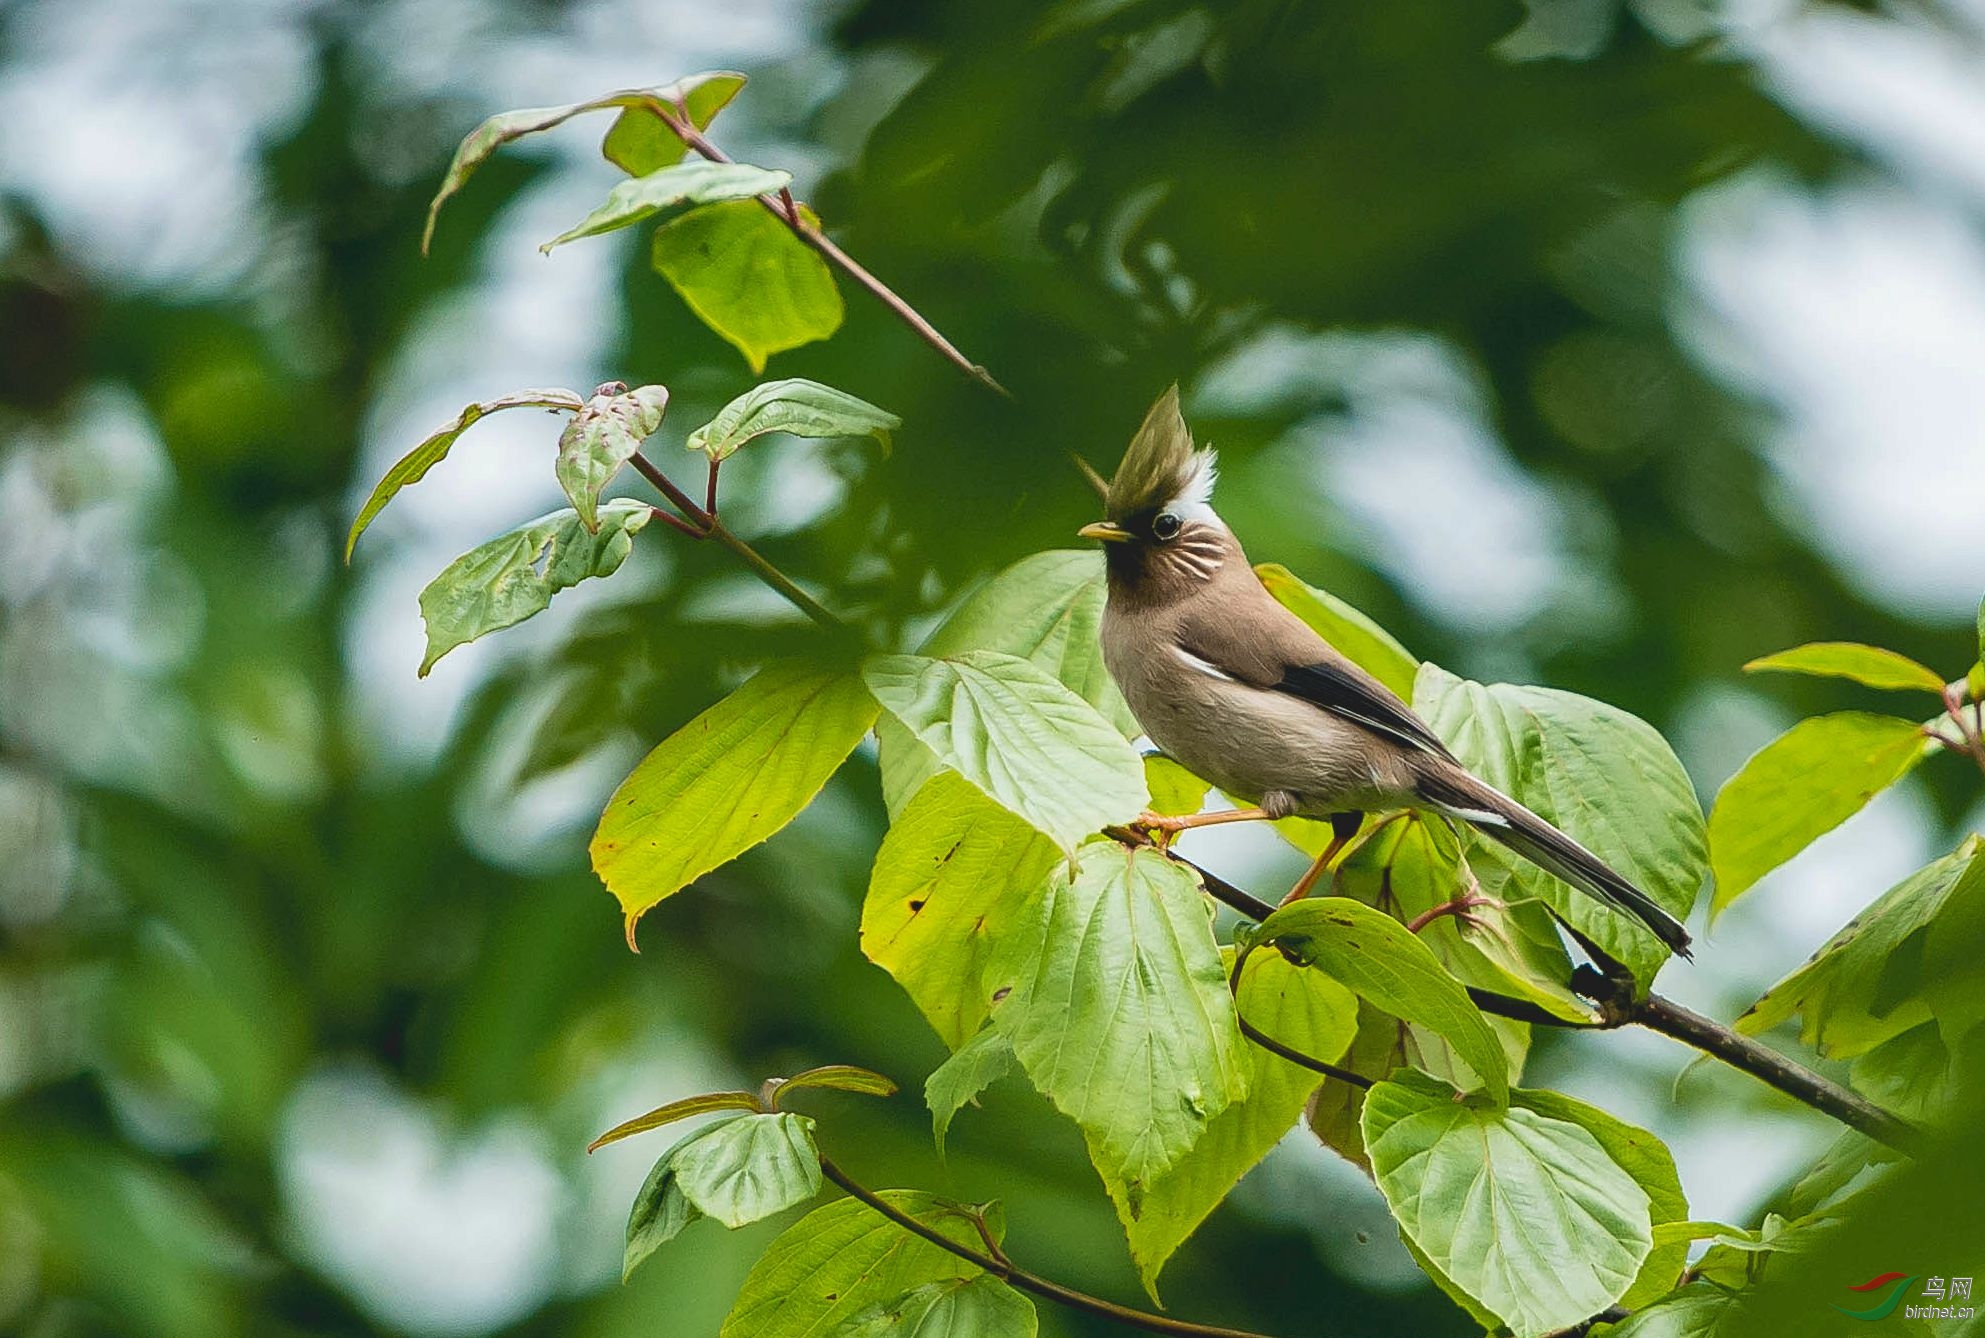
[1417,769,1693,959]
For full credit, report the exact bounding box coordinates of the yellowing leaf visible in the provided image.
[591,662,878,942]
[651,199,843,372]
[1708,712,1932,919]
[861,772,1060,1047]
[601,72,748,175]
[1744,641,1946,694]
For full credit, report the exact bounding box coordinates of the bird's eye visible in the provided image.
[1151,512,1183,540]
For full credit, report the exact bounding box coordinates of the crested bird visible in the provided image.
[1079,387,1692,959]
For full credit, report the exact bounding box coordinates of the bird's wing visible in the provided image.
[1176,590,1457,761]
[1272,659,1456,759]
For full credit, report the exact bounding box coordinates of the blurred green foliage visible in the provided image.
[3,0,1983,1335]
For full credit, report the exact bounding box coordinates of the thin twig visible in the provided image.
[1229,951,1374,1089]
[638,98,1009,398]
[646,506,707,540]
[816,1156,1275,1337]
[627,449,843,630]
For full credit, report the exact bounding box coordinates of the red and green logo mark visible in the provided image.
[1833,1273,1921,1321]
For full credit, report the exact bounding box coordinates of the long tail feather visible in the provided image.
[1419,770,1693,959]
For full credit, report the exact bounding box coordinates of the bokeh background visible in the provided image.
[3,0,1983,1334]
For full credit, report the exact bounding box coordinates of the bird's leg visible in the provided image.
[1136,806,1272,850]
[1281,810,1363,905]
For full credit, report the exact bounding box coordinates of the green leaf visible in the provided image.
[1848,1021,1954,1123]
[542,161,788,254]
[1743,642,1947,694]
[1142,755,1211,817]
[416,500,652,675]
[861,772,1060,1047]
[832,1276,1036,1338]
[601,72,748,176]
[721,1193,994,1338]
[623,1112,821,1278]
[345,389,581,560]
[1251,895,1508,1103]
[1106,948,1357,1297]
[864,651,1147,852]
[985,844,1248,1196]
[1515,1089,1690,1312]
[624,1148,702,1280]
[1925,840,1985,1047]
[1363,1072,1653,1338]
[1978,595,1984,664]
[592,662,879,942]
[555,383,670,531]
[1414,663,1706,985]
[925,1027,1016,1159]
[1305,999,1413,1169]
[588,1091,762,1152]
[1708,712,1933,920]
[423,73,746,252]
[652,199,843,373]
[671,1113,821,1226]
[1736,837,1981,1061]
[1590,1285,1741,1338]
[687,378,901,463]
[1256,563,1418,699]
[1337,812,1592,1026]
[878,550,1130,818]
[772,1066,900,1105]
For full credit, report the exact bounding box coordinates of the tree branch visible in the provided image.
[816,1155,1275,1338]
[639,98,1009,398]
[1156,843,1921,1151]
[627,449,843,630]
[1587,973,1924,1153]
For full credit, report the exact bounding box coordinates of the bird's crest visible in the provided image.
[1105,385,1218,521]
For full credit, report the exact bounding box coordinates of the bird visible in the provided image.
[1077,386,1692,959]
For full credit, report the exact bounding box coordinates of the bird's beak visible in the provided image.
[1078,520,1132,544]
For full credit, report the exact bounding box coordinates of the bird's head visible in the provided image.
[1079,385,1239,600]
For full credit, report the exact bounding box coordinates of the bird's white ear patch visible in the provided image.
[1166,448,1218,517]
